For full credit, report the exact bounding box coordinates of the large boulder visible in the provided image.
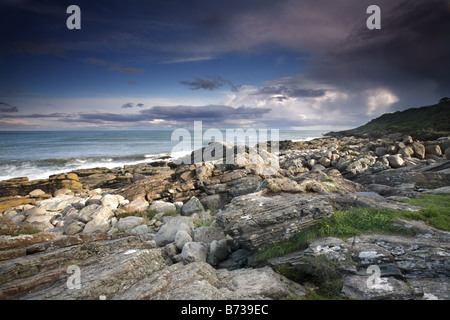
[153,216,194,247]
[411,142,425,160]
[181,197,204,216]
[78,204,114,223]
[181,242,208,264]
[388,155,404,168]
[425,145,442,157]
[149,200,176,214]
[193,226,226,244]
[115,216,145,231]
[82,217,110,234]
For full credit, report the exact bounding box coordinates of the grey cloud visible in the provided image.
[143,105,269,122]
[180,74,241,92]
[289,88,327,98]
[0,106,18,113]
[122,103,134,109]
[59,105,271,124]
[176,0,449,114]
[122,102,145,109]
[0,102,18,113]
[255,85,327,99]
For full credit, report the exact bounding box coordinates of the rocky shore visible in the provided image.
[0,133,449,300]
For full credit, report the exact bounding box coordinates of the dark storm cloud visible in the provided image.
[172,0,449,113]
[1,0,448,129]
[180,74,241,92]
[300,0,450,109]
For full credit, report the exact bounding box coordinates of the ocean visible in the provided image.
[0,129,327,181]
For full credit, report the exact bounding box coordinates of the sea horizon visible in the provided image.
[0,128,332,182]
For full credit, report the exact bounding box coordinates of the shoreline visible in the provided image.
[1,133,449,300]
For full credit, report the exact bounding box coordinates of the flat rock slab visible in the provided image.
[216,191,334,250]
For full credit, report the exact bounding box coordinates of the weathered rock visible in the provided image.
[116,171,174,202]
[101,194,119,209]
[0,237,165,300]
[207,239,230,266]
[149,200,176,214]
[174,230,192,250]
[411,142,426,160]
[64,222,85,235]
[28,189,46,197]
[402,135,413,145]
[425,145,442,157]
[216,191,334,251]
[181,197,204,216]
[354,160,450,189]
[82,217,110,234]
[216,266,307,299]
[153,216,194,247]
[78,204,114,223]
[114,261,305,300]
[260,177,305,193]
[446,147,450,160]
[36,198,71,212]
[399,146,414,158]
[268,237,356,276]
[388,155,404,168]
[193,226,226,244]
[218,248,253,270]
[115,216,145,231]
[375,147,388,157]
[121,199,149,214]
[342,156,376,178]
[24,213,52,225]
[85,194,102,206]
[181,241,208,264]
[198,194,230,211]
[53,188,73,197]
[129,224,149,236]
[341,275,413,300]
[0,233,56,250]
[24,207,47,216]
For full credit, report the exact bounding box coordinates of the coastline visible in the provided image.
[0,133,449,300]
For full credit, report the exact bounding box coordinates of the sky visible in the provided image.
[0,0,449,130]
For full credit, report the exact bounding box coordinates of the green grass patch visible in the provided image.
[254,192,450,300]
[255,194,450,262]
[398,193,450,231]
[254,207,414,262]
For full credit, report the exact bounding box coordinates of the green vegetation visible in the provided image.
[254,207,415,262]
[0,216,41,236]
[335,99,450,140]
[398,193,450,231]
[13,227,41,236]
[255,193,450,299]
